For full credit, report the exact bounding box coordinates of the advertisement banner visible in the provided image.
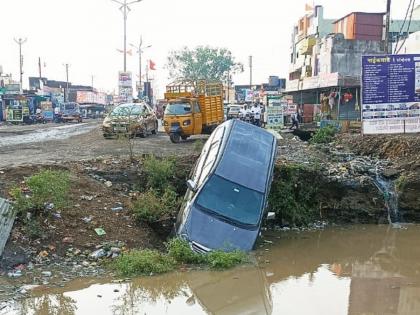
[119,87,133,103]
[118,72,132,88]
[266,106,284,130]
[244,89,254,102]
[362,54,420,134]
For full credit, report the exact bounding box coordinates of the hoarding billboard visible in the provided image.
[266,106,284,129]
[118,72,132,88]
[362,54,420,134]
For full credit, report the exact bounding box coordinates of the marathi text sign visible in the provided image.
[362,54,420,134]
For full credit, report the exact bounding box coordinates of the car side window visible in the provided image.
[192,137,212,185]
[196,126,225,186]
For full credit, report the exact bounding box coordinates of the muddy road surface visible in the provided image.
[0,121,206,168]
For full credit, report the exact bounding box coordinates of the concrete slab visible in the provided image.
[0,198,15,257]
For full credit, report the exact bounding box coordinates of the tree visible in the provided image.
[166,46,243,82]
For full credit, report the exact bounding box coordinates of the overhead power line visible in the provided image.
[395,0,416,54]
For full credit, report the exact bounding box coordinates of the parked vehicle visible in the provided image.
[175,119,277,252]
[102,102,158,138]
[60,102,82,123]
[226,104,242,119]
[163,81,224,143]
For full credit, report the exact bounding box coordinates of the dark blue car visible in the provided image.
[175,119,277,252]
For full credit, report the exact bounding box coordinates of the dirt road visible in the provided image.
[0,121,206,169]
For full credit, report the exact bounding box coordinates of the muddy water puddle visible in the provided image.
[2,225,420,315]
[0,123,96,147]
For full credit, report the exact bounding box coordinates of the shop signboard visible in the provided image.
[266,106,284,130]
[362,54,420,134]
[118,72,132,88]
[5,84,21,95]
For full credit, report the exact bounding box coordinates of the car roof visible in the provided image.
[215,120,276,193]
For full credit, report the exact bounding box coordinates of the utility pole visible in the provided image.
[384,0,392,54]
[249,55,253,89]
[14,38,27,88]
[63,63,70,102]
[111,0,143,72]
[38,57,42,79]
[130,36,151,97]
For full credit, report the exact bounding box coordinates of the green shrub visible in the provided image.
[268,163,319,226]
[310,125,338,144]
[113,238,248,276]
[143,156,176,192]
[395,175,407,193]
[166,238,206,264]
[9,170,70,214]
[114,249,176,276]
[206,250,248,269]
[132,188,179,223]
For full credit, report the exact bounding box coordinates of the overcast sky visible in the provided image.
[0,0,411,97]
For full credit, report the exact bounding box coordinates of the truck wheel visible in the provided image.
[170,133,181,143]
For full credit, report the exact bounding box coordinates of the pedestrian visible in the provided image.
[251,103,261,127]
[290,111,299,130]
[298,107,304,123]
[239,105,248,121]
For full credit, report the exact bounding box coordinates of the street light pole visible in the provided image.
[130,36,151,96]
[111,0,143,72]
[14,38,27,89]
[249,55,253,89]
[63,63,70,102]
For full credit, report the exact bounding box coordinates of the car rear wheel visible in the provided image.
[151,121,158,135]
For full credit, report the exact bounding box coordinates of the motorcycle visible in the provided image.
[28,113,47,124]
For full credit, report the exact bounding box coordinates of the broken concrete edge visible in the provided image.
[266,129,283,141]
[0,197,17,257]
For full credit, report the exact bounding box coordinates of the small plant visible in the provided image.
[114,249,176,276]
[193,139,204,152]
[166,238,206,264]
[395,175,407,193]
[9,170,70,214]
[143,156,176,192]
[310,125,338,144]
[24,219,44,239]
[206,250,248,269]
[132,188,179,223]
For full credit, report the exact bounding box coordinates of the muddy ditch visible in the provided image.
[0,145,419,285]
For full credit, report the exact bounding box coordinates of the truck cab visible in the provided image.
[163,97,203,143]
[163,81,224,143]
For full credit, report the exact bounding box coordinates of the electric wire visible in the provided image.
[393,0,414,53]
[395,0,417,54]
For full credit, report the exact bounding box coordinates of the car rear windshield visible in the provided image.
[64,103,76,110]
[196,175,263,226]
[165,103,191,115]
[111,105,144,116]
